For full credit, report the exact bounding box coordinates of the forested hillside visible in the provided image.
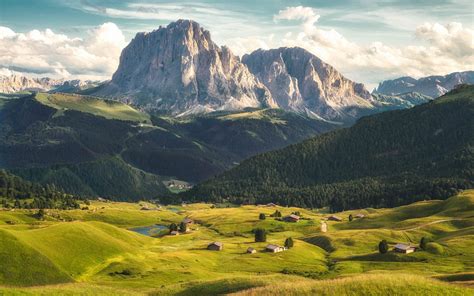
[0,93,334,200]
[186,85,474,210]
[0,170,80,209]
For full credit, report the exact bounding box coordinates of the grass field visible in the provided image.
[0,190,473,295]
[34,93,150,123]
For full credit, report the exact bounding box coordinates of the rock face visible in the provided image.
[97,20,275,115]
[242,47,374,122]
[0,75,99,94]
[376,71,474,98]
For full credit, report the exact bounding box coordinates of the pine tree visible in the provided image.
[254,228,267,242]
[259,213,266,220]
[378,240,388,254]
[285,237,294,249]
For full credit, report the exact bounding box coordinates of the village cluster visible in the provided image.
[165,203,419,255]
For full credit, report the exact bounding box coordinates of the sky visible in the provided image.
[0,0,472,89]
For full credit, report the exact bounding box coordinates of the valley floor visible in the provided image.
[1,191,474,295]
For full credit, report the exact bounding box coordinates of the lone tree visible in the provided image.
[179,222,187,233]
[254,228,267,242]
[378,240,388,254]
[285,237,294,249]
[259,213,266,220]
[349,214,353,222]
[420,237,430,250]
[169,223,178,233]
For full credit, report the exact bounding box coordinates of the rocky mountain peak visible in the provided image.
[242,47,374,122]
[96,19,275,115]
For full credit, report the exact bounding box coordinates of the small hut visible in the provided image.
[170,231,179,236]
[266,244,284,253]
[355,213,365,219]
[207,242,223,251]
[247,247,257,254]
[394,243,416,254]
[283,214,300,222]
[327,215,343,222]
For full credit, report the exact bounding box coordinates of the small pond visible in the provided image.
[129,224,168,237]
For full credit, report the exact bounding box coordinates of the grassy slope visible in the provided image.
[0,190,473,294]
[35,93,150,123]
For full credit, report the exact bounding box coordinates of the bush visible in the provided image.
[179,222,187,233]
[169,223,178,233]
[349,214,353,222]
[259,213,266,220]
[379,240,388,254]
[420,237,431,250]
[426,242,444,255]
[254,228,267,242]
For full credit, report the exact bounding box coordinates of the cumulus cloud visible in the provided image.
[273,6,474,87]
[0,22,126,80]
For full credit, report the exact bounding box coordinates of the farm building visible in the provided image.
[169,231,179,236]
[247,247,257,254]
[355,213,365,218]
[207,242,223,251]
[266,203,277,207]
[283,214,300,222]
[321,221,328,233]
[394,243,416,254]
[327,215,343,222]
[266,244,285,253]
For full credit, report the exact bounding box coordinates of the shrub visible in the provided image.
[420,237,431,250]
[349,214,353,222]
[426,242,444,255]
[169,223,178,233]
[259,213,266,220]
[179,222,187,233]
[254,228,267,242]
[379,240,388,254]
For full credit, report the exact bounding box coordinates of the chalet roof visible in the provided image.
[266,203,277,207]
[170,231,179,235]
[394,243,415,250]
[328,215,342,220]
[266,244,282,250]
[355,213,365,218]
[288,214,300,219]
[209,242,223,247]
[247,247,256,251]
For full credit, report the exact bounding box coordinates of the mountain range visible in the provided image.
[375,71,474,98]
[0,75,100,94]
[92,20,378,123]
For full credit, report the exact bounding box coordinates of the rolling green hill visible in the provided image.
[186,85,474,210]
[0,190,473,294]
[0,93,335,200]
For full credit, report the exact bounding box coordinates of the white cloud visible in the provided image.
[273,7,474,87]
[0,22,126,80]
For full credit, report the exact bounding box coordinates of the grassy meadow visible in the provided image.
[35,93,151,123]
[0,190,473,295]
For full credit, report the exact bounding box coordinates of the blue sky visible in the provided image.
[0,0,472,88]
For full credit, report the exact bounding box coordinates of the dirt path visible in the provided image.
[402,218,462,231]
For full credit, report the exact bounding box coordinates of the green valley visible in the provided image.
[0,190,473,295]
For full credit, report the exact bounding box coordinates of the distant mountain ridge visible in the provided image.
[0,74,100,94]
[376,71,474,98]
